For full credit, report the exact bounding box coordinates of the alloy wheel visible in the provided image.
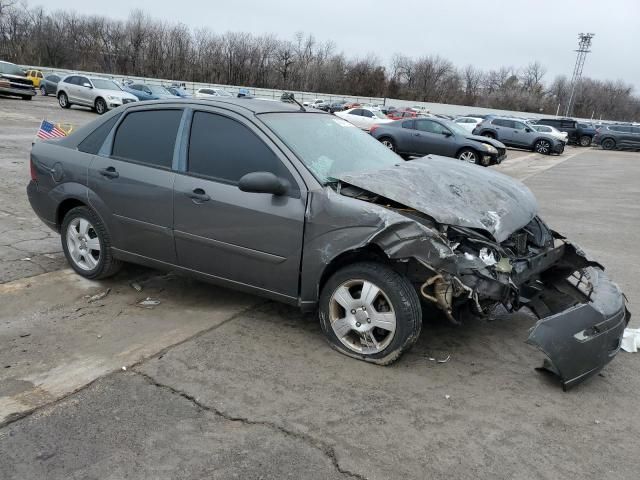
[535,140,550,154]
[59,94,67,107]
[66,218,101,271]
[329,279,396,355]
[459,151,478,163]
[95,100,106,115]
[381,139,395,151]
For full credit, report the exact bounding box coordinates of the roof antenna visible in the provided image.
[282,92,306,112]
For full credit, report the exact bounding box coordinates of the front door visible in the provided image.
[173,109,306,300]
[412,119,456,156]
[88,108,184,263]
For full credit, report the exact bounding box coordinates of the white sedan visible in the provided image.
[454,116,484,133]
[335,107,394,131]
[532,124,568,143]
[195,88,233,98]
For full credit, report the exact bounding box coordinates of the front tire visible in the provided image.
[601,138,616,150]
[40,86,47,96]
[534,139,552,155]
[61,206,121,280]
[58,92,70,109]
[319,262,422,365]
[94,98,107,115]
[458,148,480,164]
[579,135,592,147]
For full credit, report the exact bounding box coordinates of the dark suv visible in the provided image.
[26,98,629,388]
[536,118,595,146]
[593,125,640,150]
[473,117,564,154]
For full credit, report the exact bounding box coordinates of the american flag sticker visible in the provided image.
[36,119,68,140]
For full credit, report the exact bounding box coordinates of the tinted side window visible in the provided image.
[78,113,122,154]
[350,109,363,116]
[402,120,415,129]
[416,120,449,134]
[361,110,374,118]
[187,111,297,191]
[112,109,183,168]
[513,121,527,130]
[561,120,576,129]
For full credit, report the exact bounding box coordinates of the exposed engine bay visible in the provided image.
[336,179,630,390]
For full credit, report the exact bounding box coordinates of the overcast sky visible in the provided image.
[45,0,640,90]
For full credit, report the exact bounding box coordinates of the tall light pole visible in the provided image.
[564,33,594,117]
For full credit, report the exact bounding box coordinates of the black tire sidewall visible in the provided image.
[60,206,117,279]
[602,139,615,150]
[319,262,422,364]
[95,98,107,115]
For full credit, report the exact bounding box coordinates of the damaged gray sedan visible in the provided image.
[27,98,629,389]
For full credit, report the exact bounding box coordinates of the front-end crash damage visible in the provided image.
[331,167,630,389]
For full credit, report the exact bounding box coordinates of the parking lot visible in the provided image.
[1,95,639,479]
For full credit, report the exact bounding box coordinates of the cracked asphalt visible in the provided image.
[1,96,639,479]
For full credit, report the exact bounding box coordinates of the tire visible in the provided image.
[601,138,616,150]
[21,95,32,101]
[579,135,592,147]
[457,148,480,164]
[40,86,47,96]
[534,139,552,155]
[319,262,422,365]
[379,137,396,152]
[58,92,70,109]
[481,131,495,139]
[61,206,121,280]
[94,98,107,115]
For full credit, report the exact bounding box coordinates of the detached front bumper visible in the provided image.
[526,267,629,390]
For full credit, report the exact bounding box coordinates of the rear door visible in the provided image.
[631,127,640,147]
[88,107,184,263]
[172,109,306,300]
[63,76,80,102]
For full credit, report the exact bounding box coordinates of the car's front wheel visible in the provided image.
[94,98,107,115]
[40,86,47,96]
[58,92,70,109]
[319,262,422,365]
[601,138,616,150]
[534,139,552,154]
[579,135,592,147]
[61,206,121,280]
[458,148,479,164]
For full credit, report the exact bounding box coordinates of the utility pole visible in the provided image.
[564,33,594,117]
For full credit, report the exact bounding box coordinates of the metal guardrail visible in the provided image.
[20,64,604,122]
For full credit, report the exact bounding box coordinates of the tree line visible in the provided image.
[1,1,638,121]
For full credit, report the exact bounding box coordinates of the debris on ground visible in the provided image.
[43,253,56,259]
[621,328,640,353]
[444,394,451,400]
[121,366,127,371]
[130,282,143,292]
[19,333,30,338]
[137,297,161,308]
[86,288,111,303]
[426,354,451,363]
[21,257,31,261]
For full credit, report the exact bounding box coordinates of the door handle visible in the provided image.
[187,188,210,203]
[99,167,119,178]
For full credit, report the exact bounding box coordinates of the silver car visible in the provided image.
[57,75,138,114]
[473,116,565,154]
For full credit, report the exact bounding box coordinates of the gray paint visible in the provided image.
[335,156,538,243]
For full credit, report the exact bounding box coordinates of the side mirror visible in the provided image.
[238,172,288,196]
[525,128,531,133]
[442,131,452,137]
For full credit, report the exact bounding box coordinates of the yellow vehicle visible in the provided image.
[25,69,44,88]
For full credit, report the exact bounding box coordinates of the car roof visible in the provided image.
[119,97,309,114]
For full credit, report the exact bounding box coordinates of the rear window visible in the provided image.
[112,109,183,168]
[78,114,122,154]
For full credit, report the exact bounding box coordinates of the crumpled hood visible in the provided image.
[465,135,505,149]
[335,156,538,243]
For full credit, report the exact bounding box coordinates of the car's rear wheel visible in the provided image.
[40,86,47,96]
[534,139,551,155]
[319,262,422,365]
[579,135,592,147]
[94,98,107,115]
[481,131,495,139]
[601,138,616,150]
[458,148,479,164]
[58,92,70,109]
[61,206,121,280]
[379,137,396,151]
